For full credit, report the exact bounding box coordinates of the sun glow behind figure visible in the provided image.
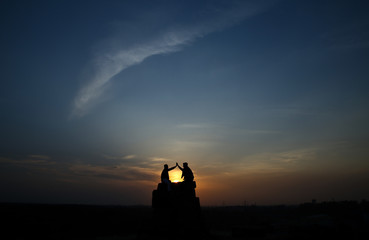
[170,169,182,183]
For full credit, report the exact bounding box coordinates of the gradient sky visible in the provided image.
[1,0,369,205]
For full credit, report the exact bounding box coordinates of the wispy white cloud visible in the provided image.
[122,154,136,160]
[69,163,157,181]
[176,123,219,129]
[70,1,275,118]
[0,155,55,166]
[0,153,166,184]
[28,154,51,161]
[246,148,317,165]
[102,154,137,160]
[149,157,171,162]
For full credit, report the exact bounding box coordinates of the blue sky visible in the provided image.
[1,0,369,205]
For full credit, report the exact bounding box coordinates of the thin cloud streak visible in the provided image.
[70,1,274,118]
[0,156,55,166]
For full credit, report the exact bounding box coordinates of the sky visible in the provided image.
[1,0,369,206]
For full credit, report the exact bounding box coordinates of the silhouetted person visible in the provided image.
[176,162,194,182]
[161,164,176,191]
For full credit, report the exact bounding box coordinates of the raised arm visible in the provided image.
[176,162,183,171]
[168,165,176,171]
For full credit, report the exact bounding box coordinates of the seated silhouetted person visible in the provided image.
[176,162,194,183]
[161,164,176,191]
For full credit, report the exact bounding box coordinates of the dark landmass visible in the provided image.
[1,200,369,239]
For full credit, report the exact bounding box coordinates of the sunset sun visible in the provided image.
[170,169,182,183]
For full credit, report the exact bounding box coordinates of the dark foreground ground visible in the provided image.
[1,201,369,239]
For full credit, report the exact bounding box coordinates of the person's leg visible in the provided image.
[163,178,171,191]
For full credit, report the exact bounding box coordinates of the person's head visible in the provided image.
[164,164,168,169]
[183,162,188,167]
